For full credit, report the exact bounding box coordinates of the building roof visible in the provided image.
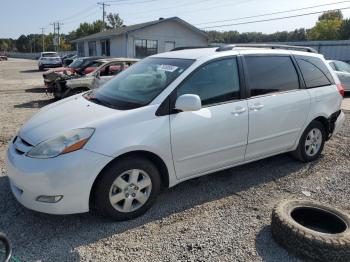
[71,17,208,43]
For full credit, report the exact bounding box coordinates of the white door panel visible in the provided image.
[307,85,342,120]
[170,101,248,179]
[245,90,310,160]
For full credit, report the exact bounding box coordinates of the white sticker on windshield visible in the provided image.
[158,64,178,72]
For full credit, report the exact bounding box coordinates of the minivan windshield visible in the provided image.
[88,57,194,110]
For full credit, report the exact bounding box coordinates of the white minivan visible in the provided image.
[7,45,345,220]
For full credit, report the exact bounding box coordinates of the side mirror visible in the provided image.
[175,94,202,112]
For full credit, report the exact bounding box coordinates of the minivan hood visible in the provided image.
[19,95,119,145]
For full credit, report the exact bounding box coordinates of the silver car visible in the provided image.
[328,60,350,91]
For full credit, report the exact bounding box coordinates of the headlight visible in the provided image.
[26,128,94,159]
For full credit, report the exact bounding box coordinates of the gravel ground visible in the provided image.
[0,58,349,262]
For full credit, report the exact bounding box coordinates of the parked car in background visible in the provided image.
[6,45,345,221]
[43,56,105,95]
[62,54,78,66]
[65,58,139,95]
[43,56,104,77]
[38,52,62,71]
[44,58,112,99]
[328,60,350,91]
[0,55,8,61]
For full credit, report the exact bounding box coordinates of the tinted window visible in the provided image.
[334,61,350,73]
[135,40,158,58]
[42,52,58,58]
[296,56,334,88]
[245,56,299,97]
[177,58,240,106]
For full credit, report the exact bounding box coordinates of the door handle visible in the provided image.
[249,103,264,111]
[232,106,246,115]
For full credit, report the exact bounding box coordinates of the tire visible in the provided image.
[292,120,326,162]
[0,232,12,262]
[271,199,350,262]
[92,157,161,221]
[52,90,61,100]
[38,66,43,71]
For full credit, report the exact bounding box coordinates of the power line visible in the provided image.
[200,6,350,30]
[57,4,97,22]
[122,0,213,16]
[107,0,157,4]
[195,0,350,26]
[62,7,100,25]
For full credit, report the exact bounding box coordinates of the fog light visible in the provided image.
[36,195,63,203]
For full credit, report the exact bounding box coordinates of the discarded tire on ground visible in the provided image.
[0,232,12,262]
[271,199,350,261]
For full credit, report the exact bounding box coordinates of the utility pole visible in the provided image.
[40,27,45,52]
[56,22,63,52]
[33,34,36,53]
[97,2,110,31]
[50,22,63,52]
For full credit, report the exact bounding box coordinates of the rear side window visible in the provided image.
[244,56,300,97]
[177,58,240,106]
[334,61,350,73]
[296,56,334,88]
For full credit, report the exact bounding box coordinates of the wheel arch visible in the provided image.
[301,115,330,141]
[89,150,170,209]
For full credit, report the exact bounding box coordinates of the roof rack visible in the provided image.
[171,46,216,51]
[216,44,318,53]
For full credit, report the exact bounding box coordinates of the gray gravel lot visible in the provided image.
[0,58,349,262]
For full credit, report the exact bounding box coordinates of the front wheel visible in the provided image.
[92,157,161,221]
[291,120,326,162]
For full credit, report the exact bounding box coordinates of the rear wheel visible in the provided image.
[92,157,161,221]
[292,121,326,162]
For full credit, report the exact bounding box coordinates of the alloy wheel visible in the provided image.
[305,128,322,157]
[109,169,152,213]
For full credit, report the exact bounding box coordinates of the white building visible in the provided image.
[71,17,209,58]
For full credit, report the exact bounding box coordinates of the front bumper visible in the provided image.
[6,142,112,215]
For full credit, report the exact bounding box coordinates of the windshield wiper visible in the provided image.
[84,93,113,108]
[89,97,113,107]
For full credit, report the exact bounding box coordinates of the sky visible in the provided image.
[1,0,350,38]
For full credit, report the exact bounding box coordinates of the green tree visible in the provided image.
[307,10,343,40]
[106,13,123,29]
[0,41,8,51]
[16,35,30,52]
[69,20,107,40]
[307,18,342,40]
[319,10,343,21]
[339,19,350,39]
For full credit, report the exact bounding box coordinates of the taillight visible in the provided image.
[337,84,345,97]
